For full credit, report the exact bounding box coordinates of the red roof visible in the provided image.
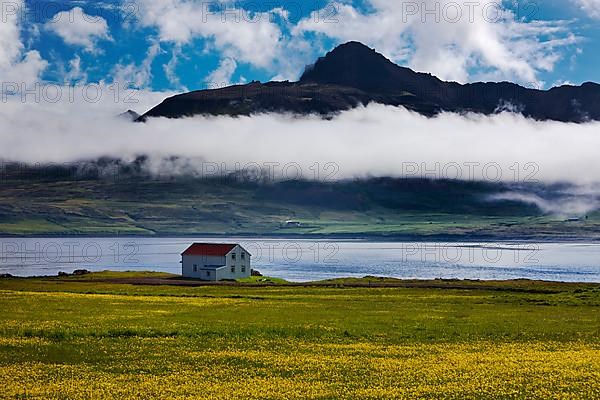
[182,243,237,257]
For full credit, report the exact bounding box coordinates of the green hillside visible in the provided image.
[1,169,599,238]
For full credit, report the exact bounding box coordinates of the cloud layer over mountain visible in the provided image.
[1,94,599,186]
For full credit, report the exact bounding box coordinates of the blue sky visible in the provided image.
[5,0,600,92]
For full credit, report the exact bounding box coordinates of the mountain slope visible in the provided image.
[140,42,600,122]
[1,162,600,238]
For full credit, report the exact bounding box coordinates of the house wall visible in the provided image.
[182,254,225,279]
[181,245,251,280]
[214,266,229,281]
[222,245,251,280]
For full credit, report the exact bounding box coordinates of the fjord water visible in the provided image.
[1,238,599,282]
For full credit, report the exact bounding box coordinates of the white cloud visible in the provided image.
[0,82,172,124]
[489,192,600,216]
[205,58,237,87]
[294,0,577,86]
[0,0,47,86]
[2,95,600,187]
[112,42,162,89]
[45,7,111,52]
[133,0,285,70]
[164,45,187,90]
[575,0,600,18]
[0,2,23,68]
[63,55,88,84]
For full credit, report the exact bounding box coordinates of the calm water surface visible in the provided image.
[1,237,599,282]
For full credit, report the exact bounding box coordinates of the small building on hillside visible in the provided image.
[283,220,302,228]
[181,243,251,281]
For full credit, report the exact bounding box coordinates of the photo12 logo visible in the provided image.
[243,241,340,264]
[0,241,140,266]
[397,1,539,23]
[1,82,139,104]
[398,243,540,265]
[198,161,340,182]
[400,161,539,183]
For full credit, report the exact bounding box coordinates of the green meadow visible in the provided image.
[0,273,599,399]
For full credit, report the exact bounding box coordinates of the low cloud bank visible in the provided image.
[489,190,600,217]
[2,99,600,185]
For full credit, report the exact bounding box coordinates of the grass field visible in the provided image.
[0,272,599,399]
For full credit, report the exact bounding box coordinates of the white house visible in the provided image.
[181,243,251,281]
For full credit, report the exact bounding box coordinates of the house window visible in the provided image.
[193,265,197,272]
[231,253,236,260]
[206,271,210,277]
[231,266,235,273]
[241,252,245,260]
[241,265,246,273]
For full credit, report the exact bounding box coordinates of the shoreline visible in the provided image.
[1,232,600,243]
[3,271,600,287]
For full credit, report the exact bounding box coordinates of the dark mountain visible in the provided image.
[118,109,141,121]
[139,41,600,122]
